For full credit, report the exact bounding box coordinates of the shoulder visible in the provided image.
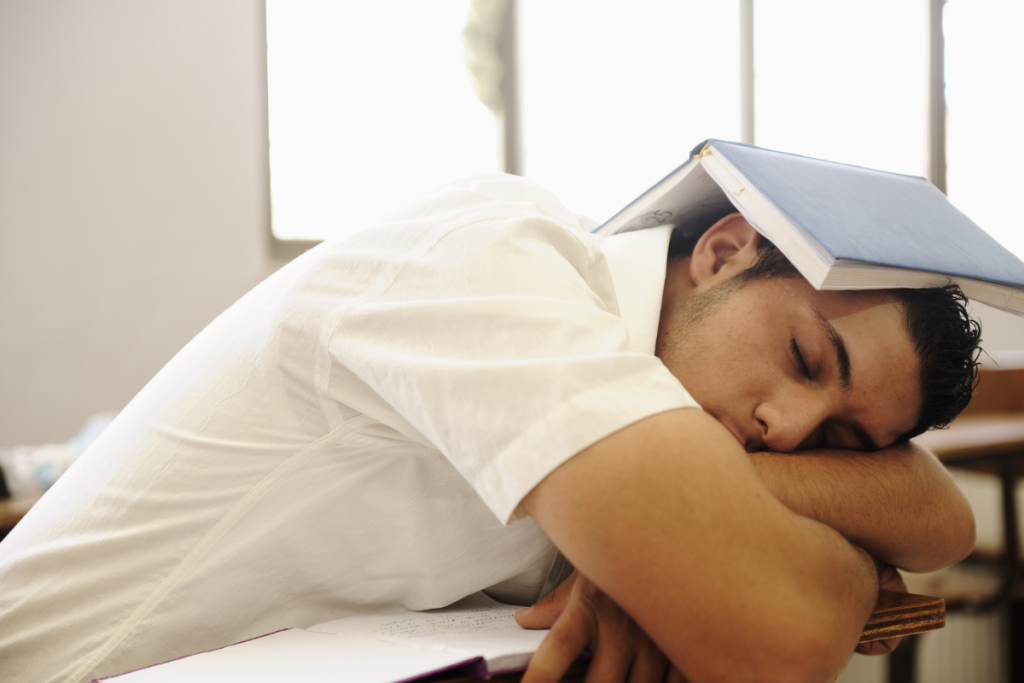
[302,174,612,309]
[332,173,601,262]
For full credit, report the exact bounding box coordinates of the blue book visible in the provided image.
[596,140,1024,314]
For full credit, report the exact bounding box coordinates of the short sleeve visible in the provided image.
[326,177,699,522]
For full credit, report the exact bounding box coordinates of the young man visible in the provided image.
[0,174,978,683]
[515,212,980,682]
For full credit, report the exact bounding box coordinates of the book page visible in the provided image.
[600,159,734,238]
[101,629,475,683]
[101,594,549,683]
[309,593,548,664]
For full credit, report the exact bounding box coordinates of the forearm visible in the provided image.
[748,442,976,572]
[524,408,879,683]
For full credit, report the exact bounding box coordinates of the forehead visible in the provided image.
[812,288,900,325]
[814,289,908,346]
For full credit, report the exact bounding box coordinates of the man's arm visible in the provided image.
[748,442,976,573]
[522,408,879,683]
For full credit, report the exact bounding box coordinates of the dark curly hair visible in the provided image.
[889,285,982,439]
[669,226,983,438]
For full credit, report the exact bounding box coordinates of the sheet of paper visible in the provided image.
[102,629,476,683]
[309,594,548,664]
[101,595,551,682]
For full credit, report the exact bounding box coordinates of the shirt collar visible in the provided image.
[600,225,674,355]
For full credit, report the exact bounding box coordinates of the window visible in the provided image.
[266,1,497,243]
[945,0,1024,259]
[266,0,1023,262]
[517,0,740,224]
[754,0,928,178]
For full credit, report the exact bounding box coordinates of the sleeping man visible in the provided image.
[0,174,978,683]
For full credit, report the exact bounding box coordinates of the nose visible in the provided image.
[753,392,831,453]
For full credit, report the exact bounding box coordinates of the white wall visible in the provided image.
[0,0,267,445]
[971,302,1024,354]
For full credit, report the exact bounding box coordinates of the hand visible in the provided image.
[515,570,687,683]
[854,563,908,656]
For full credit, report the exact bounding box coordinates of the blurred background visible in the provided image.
[0,1,1021,680]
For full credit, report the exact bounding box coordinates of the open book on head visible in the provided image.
[597,140,1024,315]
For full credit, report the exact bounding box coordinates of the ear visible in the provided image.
[689,213,762,287]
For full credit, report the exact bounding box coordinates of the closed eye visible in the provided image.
[790,337,811,378]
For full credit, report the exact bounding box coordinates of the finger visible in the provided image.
[886,573,908,594]
[584,637,634,683]
[516,570,580,629]
[855,636,903,656]
[627,634,669,683]
[879,564,908,593]
[522,600,593,683]
[583,593,637,683]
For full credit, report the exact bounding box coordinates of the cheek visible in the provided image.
[858,368,922,429]
[679,341,765,407]
[665,286,792,401]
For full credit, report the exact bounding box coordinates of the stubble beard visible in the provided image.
[655,277,743,370]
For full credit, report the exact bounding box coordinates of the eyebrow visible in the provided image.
[814,309,880,451]
[814,309,851,389]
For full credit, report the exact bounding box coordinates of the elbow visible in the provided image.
[948,494,977,563]
[940,470,977,566]
[724,630,852,683]
[687,609,860,683]
[889,461,978,574]
[945,501,977,566]
[908,483,977,573]
[759,619,857,683]
[748,576,874,683]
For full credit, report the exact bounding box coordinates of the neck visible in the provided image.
[656,256,697,360]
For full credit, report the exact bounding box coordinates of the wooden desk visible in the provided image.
[916,413,1024,472]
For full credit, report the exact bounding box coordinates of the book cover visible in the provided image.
[709,141,1024,286]
[597,139,1024,314]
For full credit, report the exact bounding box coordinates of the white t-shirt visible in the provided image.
[0,174,698,683]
